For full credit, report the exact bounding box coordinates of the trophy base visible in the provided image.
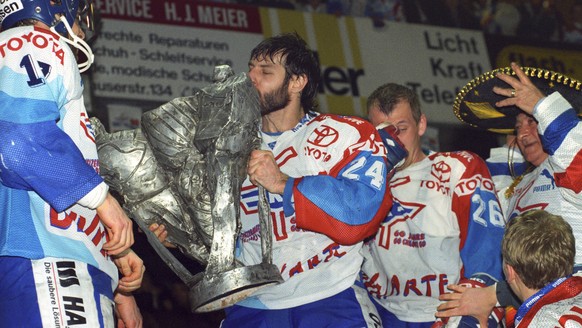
[190,262,283,313]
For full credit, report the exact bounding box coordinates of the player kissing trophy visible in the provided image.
[91,65,283,313]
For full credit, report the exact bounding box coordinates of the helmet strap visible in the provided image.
[50,16,94,73]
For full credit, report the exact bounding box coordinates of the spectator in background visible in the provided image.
[327,0,369,17]
[563,0,582,44]
[448,0,482,30]
[516,0,563,42]
[501,210,581,327]
[478,0,520,36]
[401,0,455,27]
[299,0,328,13]
[365,0,405,27]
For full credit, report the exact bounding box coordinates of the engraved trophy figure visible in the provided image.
[92,65,283,312]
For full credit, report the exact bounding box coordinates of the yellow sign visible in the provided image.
[495,45,582,81]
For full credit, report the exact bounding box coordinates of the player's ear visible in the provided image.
[418,114,427,137]
[504,262,517,283]
[289,74,307,94]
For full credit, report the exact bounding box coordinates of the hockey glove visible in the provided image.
[376,122,407,174]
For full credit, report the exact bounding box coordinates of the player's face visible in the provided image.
[515,113,547,166]
[66,20,85,61]
[71,21,85,40]
[368,100,426,169]
[248,53,291,115]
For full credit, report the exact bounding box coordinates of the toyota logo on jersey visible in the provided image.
[431,161,451,183]
[307,125,339,147]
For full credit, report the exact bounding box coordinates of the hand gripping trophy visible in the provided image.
[91,65,283,312]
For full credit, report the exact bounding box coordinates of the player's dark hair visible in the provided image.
[250,32,320,113]
[15,19,39,27]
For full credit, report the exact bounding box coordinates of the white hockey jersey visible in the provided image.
[515,274,582,327]
[236,112,392,309]
[504,92,582,267]
[486,145,527,219]
[361,151,505,322]
[0,26,117,281]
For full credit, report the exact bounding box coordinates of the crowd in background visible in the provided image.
[226,0,582,45]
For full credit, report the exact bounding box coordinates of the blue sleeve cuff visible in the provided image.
[283,177,295,216]
[52,173,105,212]
[469,273,498,286]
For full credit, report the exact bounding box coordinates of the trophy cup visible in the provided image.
[92,65,283,312]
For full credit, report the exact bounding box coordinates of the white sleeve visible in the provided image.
[78,181,109,209]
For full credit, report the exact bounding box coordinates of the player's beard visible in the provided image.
[260,78,291,116]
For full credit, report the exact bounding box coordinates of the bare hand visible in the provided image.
[148,223,176,248]
[97,193,134,256]
[493,62,545,115]
[113,249,145,293]
[247,149,288,194]
[435,284,496,326]
[114,292,143,328]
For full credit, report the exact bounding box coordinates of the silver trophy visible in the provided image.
[92,65,283,312]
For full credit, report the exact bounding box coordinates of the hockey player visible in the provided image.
[152,32,407,327]
[360,83,505,327]
[226,32,411,328]
[501,210,581,327]
[0,0,143,326]
[435,63,582,324]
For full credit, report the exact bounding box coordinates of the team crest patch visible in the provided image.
[376,199,425,250]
